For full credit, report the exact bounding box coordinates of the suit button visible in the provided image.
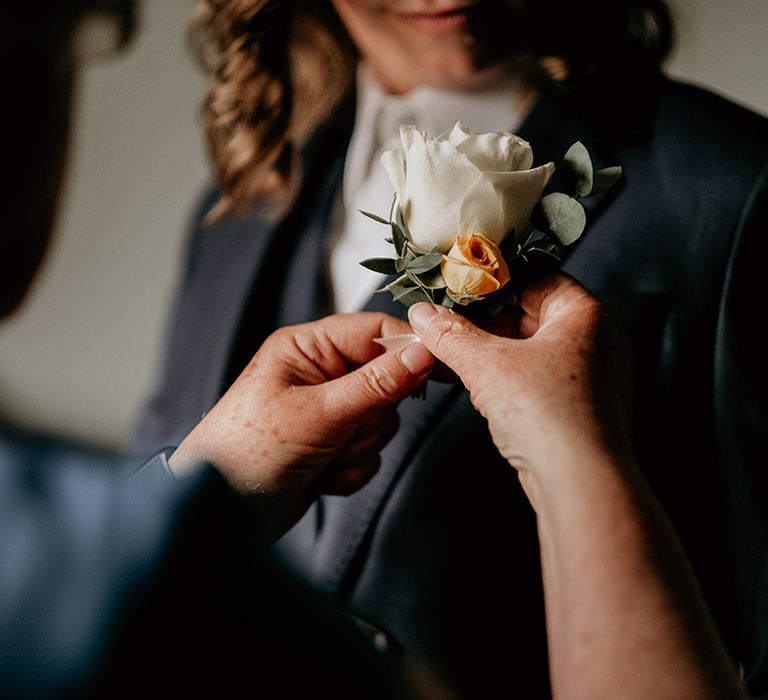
[346,613,398,655]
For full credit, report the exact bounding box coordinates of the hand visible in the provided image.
[408,274,633,494]
[412,278,745,700]
[171,312,434,533]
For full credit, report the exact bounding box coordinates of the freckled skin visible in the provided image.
[170,312,433,534]
[415,274,633,481]
[412,275,743,700]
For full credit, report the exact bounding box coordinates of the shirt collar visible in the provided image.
[344,62,532,208]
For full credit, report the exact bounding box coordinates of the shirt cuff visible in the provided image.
[129,447,177,482]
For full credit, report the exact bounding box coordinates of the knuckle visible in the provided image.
[368,311,390,325]
[428,315,473,357]
[272,324,297,340]
[361,363,400,401]
[268,324,300,354]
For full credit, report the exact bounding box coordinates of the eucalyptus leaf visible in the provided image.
[590,166,623,196]
[535,193,586,246]
[391,222,407,257]
[377,274,410,293]
[560,141,593,198]
[406,253,443,274]
[395,258,406,273]
[404,271,423,287]
[360,257,399,275]
[384,237,394,244]
[441,295,455,308]
[416,269,447,289]
[392,284,418,301]
[359,209,390,226]
[394,287,433,306]
[394,205,409,237]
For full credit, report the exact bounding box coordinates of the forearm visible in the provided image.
[528,439,744,700]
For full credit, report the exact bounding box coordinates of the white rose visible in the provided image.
[381,122,555,253]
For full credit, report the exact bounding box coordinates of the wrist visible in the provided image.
[170,431,210,479]
[513,430,639,512]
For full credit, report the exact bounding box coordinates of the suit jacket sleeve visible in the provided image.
[714,161,768,698]
[0,440,408,697]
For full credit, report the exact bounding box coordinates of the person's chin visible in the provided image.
[418,58,511,92]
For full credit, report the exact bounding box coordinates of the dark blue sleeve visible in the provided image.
[129,446,176,481]
[713,162,768,699]
[0,443,195,697]
[0,443,409,698]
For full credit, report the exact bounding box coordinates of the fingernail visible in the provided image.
[408,303,439,335]
[399,341,434,375]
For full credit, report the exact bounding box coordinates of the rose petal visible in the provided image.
[458,163,555,244]
[445,122,471,147]
[454,131,533,172]
[373,333,422,351]
[400,126,481,252]
[442,256,501,296]
[380,148,406,198]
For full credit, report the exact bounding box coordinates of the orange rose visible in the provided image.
[441,233,510,298]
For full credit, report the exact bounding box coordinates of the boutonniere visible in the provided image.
[359,123,621,316]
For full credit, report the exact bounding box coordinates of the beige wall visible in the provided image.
[0,0,207,449]
[1,0,767,451]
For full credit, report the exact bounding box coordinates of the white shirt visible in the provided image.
[327,64,532,313]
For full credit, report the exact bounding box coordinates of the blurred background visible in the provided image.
[1,0,767,454]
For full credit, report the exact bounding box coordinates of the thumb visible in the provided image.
[408,303,497,380]
[321,340,434,425]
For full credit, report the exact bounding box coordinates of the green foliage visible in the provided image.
[358,142,622,317]
[590,166,623,196]
[560,141,593,197]
[360,257,399,275]
[406,253,443,274]
[393,206,409,256]
[359,210,390,226]
[393,287,433,306]
[415,268,447,289]
[533,193,586,246]
[361,206,449,306]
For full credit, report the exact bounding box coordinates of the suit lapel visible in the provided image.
[275,151,345,326]
[155,205,281,447]
[177,109,352,423]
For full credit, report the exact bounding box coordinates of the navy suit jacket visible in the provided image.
[131,74,768,698]
[0,427,405,698]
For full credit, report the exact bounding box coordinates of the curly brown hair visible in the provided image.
[194,0,674,220]
[193,0,355,220]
